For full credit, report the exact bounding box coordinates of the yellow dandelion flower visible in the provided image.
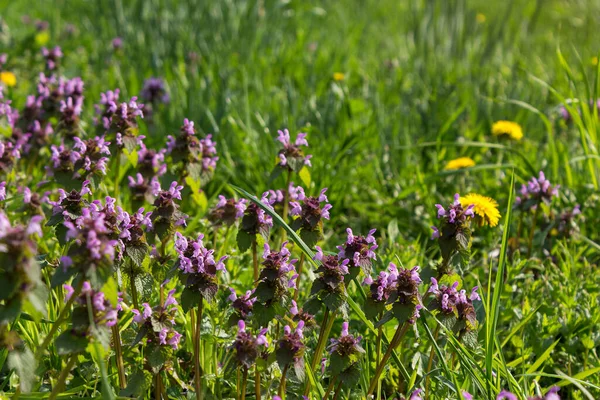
[35,31,50,46]
[460,193,501,227]
[492,120,523,141]
[444,157,475,170]
[333,72,345,81]
[592,56,598,66]
[0,71,16,87]
[476,13,486,23]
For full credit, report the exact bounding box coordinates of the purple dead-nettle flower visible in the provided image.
[0,140,21,172]
[21,187,49,212]
[59,97,83,134]
[41,46,63,70]
[309,246,349,310]
[208,195,248,227]
[166,118,219,176]
[327,321,364,356]
[276,129,312,172]
[140,77,169,105]
[455,285,481,330]
[289,187,332,233]
[364,262,402,304]
[0,98,19,128]
[435,193,474,225]
[149,181,187,238]
[64,281,118,331]
[95,88,120,128]
[0,181,6,201]
[131,290,182,350]
[239,192,274,242]
[497,391,518,400]
[137,141,167,178]
[117,206,152,253]
[62,204,119,274]
[276,320,306,368]
[288,182,306,201]
[174,232,227,301]
[228,288,256,322]
[527,387,560,400]
[72,135,111,176]
[337,228,378,277]
[515,171,559,210]
[290,299,316,328]
[102,96,144,149]
[461,390,474,400]
[556,204,582,238]
[128,173,158,204]
[388,265,422,324]
[232,320,269,369]
[0,212,45,315]
[63,77,84,100]
[112,37,123,50]
[428,278,459,314]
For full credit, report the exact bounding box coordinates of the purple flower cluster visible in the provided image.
[63,281,118,330]
[42,46,63,70]
[208,195,247,227]
[392,265,423,324]
[260,242,298,289]
[174,232,227,300]
[515,171,559,209]
[62,202,119,270]
[428,278,480,328]
[239,192,275,240]
[137,141,167,178]
[166,118,219,174]
[290,299,316,328]
[431,193,474,240]
[48,180,91,226]
[289,187,332,231]
[149,181,187,238]
[497,388,560,400]
[228,288,256,322]
[0,140,21,172]
[327,321,363,356]
[363,262,402,304]
[276,321,305,367]
[556,204,581,237]
[232,320,269,369]
[140,77,169,105]
[276,129,312,171]
[98,94,144,148]
[310,246,349,303]
[336,228,377,276]
[131,289,182,350]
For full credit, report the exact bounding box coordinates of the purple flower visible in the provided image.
[311,246,349,304]
[409,389,424,400]
[68,281,118,330]
[434,194,474,225]
[497,391,518,400]
[131,296,182,350]
[208,195,247,227]
[515,171,559,209]
[336,228,377,275]
[276,320,305,367]
[166,118,219,174]
[232,320,269,368]
[461,390,473,400]
[228,288,256,320]
[140,77,169,105]
[41,46,63,70]
[276,129,312,171]
[327,321,363,355]
[112,37,123,50]
[289,187,332,231]
[149,180,188,234]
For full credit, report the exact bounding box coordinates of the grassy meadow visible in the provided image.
[0,0,599,399]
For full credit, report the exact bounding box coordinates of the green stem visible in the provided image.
[278,364,289,398]
[322,376,337,400]
[48,354,77,400]
[194,299,204,399]
[293,253,305,302]
[130,271,139,310]
[376,322,383,400]
[255,367,261,400]
[280,169,292,244]
[112,324,127,389]
[367,323,409,397]
[332,381,343,400]
[252,240,259,283]
[527,203,541,257]
[304,309,336,396]
[240,367,248,400]
[424,325,440,399]
[36,280,83,359]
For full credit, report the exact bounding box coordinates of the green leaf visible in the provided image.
[236,229,253,253]
[298,166,311,187]
[180,287,200,313]
[126,244,148,267]
[7,346,36,393]
[148,345,171,373]
[120,369,152,397]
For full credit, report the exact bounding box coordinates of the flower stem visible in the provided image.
[252,240,259,282]
[155,371,162,400]
[322,376,337,400]
[367,323,409,397]
[281,169,292,243]
[304,309,336,396]
[332,381,343,400]
[527,203,541,257]
[255,367,261,400]
[240,367,249,400]
[278,364,289,398]
[36,280,83,359]
[376,321,383,400]
[424,325,440,398]
[293,253,305,302]
[129,271,139,310]
[48,354,77,400]
[112,324,127,389]
[194,298,204,399]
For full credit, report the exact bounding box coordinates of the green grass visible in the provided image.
[0,0,599,399]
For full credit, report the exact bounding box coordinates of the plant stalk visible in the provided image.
[240,367,249,400]
[255,367,261,400]
[293,253,305,301]
[112,324,127,389]
[48,354,77,400]
[252,240,259,282]
[367,323,409,397]
[278,364,289,397]
[527,203,541,257]
[194,299,204,399]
